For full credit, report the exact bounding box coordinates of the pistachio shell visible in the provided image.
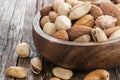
[15,42,30,58]
[92,27,108,42]
[69,2,91,20]
[53,67,73,80]
[109,29,120,40]
[30,57,42,74]
[6,66,27,78]
[73,35,91,42]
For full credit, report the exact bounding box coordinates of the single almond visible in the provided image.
[52,30,69,40]
[113,0,120,3]
[68,25,92,40]
[90,5,103,19]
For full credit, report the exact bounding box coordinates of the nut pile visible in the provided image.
[40,0,120,42]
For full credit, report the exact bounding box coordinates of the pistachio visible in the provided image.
[53,67,73,80]
[57,2,72,16]
[66,0,84,7]
[55,16,71,30]
[15,42,30,58]
[6,66,27,78]
[91,27,108,42]
[43,23,56,35]
[83,69,109,80]
[73,35,91,42]
[109,29,120,40]
[30,57,42,74]
[50,77,61,80]
[40,16,51,28]
[69,2,91,20]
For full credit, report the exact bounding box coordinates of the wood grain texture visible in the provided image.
[0,0,120,80]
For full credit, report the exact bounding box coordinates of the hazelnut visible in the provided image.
[40,16,51,28]
[43,23,56,35]
[55,16,71,30]
[49,11,58,23]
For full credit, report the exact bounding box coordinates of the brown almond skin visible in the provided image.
[52,30,69,40]
[99,2,120,18]
[104,27,120,37]
[113,0,120,3]
[90,5,103,19]
[49,11,58,23]
[68,25,92,40]
[40,6,53,17]
[73,14,95,28]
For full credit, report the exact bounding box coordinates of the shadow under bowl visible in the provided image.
[32,13,120,71]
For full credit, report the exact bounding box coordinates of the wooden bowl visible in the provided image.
[32,13,120,71]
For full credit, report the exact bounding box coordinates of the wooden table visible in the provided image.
[0,0,120,80]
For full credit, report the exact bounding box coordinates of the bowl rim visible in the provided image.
[33,13,120,46]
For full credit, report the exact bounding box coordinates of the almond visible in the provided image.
[104,26,120,37]
[113,0,120,3]
[73,14,95,28]
[40,6,53,17]
[52,30,69,40]
[99,2,120,18]
[90,5,103,19]
[117,16,120,26]
[68,25,92,40]
[73,35,91,42]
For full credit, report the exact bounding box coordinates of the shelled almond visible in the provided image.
[40,0,120,42]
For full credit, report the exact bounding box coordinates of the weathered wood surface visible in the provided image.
[0,0,120,80]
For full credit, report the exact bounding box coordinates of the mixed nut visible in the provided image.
[40,0,120,42]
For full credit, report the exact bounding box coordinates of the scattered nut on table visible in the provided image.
[30,57,42,74]
[15,42,30,58]
[83,69,109,80]
[53,67,73,80]
[5,66,27,78]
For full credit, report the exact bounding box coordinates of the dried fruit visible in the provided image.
[91,27,108,42]
[95,15,117,29]
[109,29,120,40]
[68,25,92,40]
[15,42,30,58]
[53,67,73,80]
[69,2,91,20]
[99,2,120,17]
[49,11,58,23]
[40,6,53,17]
[73,14,95,28]
[30,57,42,74]
[52,30,69,40]
[90,5,103,19]
[43,23,56,35]
[73,35,91,42]
[57,2,72,16]
[55,16,71,30]
[83,69,109,80]
[40,16,51,28]
[6,66,27,78]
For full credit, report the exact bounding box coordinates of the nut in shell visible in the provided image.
[15,42,30,58]
[50,77,61,80]
[91,27,108,42]
[109,29,120,40]
[40,16,51,28]
[66,0,84,7]
[43,23,56,35]
[30,57,42,74]
[6,66,27,78]
[55,15,71,30]
[69,2,91,20]
[57,2,72,16]
[73,35,91,42]
[53,1,64,11]
[49,11,58,23]
[83,69,109,80]
[53,67,73,80]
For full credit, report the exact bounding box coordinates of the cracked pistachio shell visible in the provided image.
[57,2,72,16]
[53,67,73,79]
[73,35,91,42]
[15,42,30,58]
[109,29,120,40]
[92,27,108,42]
[30,57,42,74]
[6,66,27,78]
[69,2,91,20]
